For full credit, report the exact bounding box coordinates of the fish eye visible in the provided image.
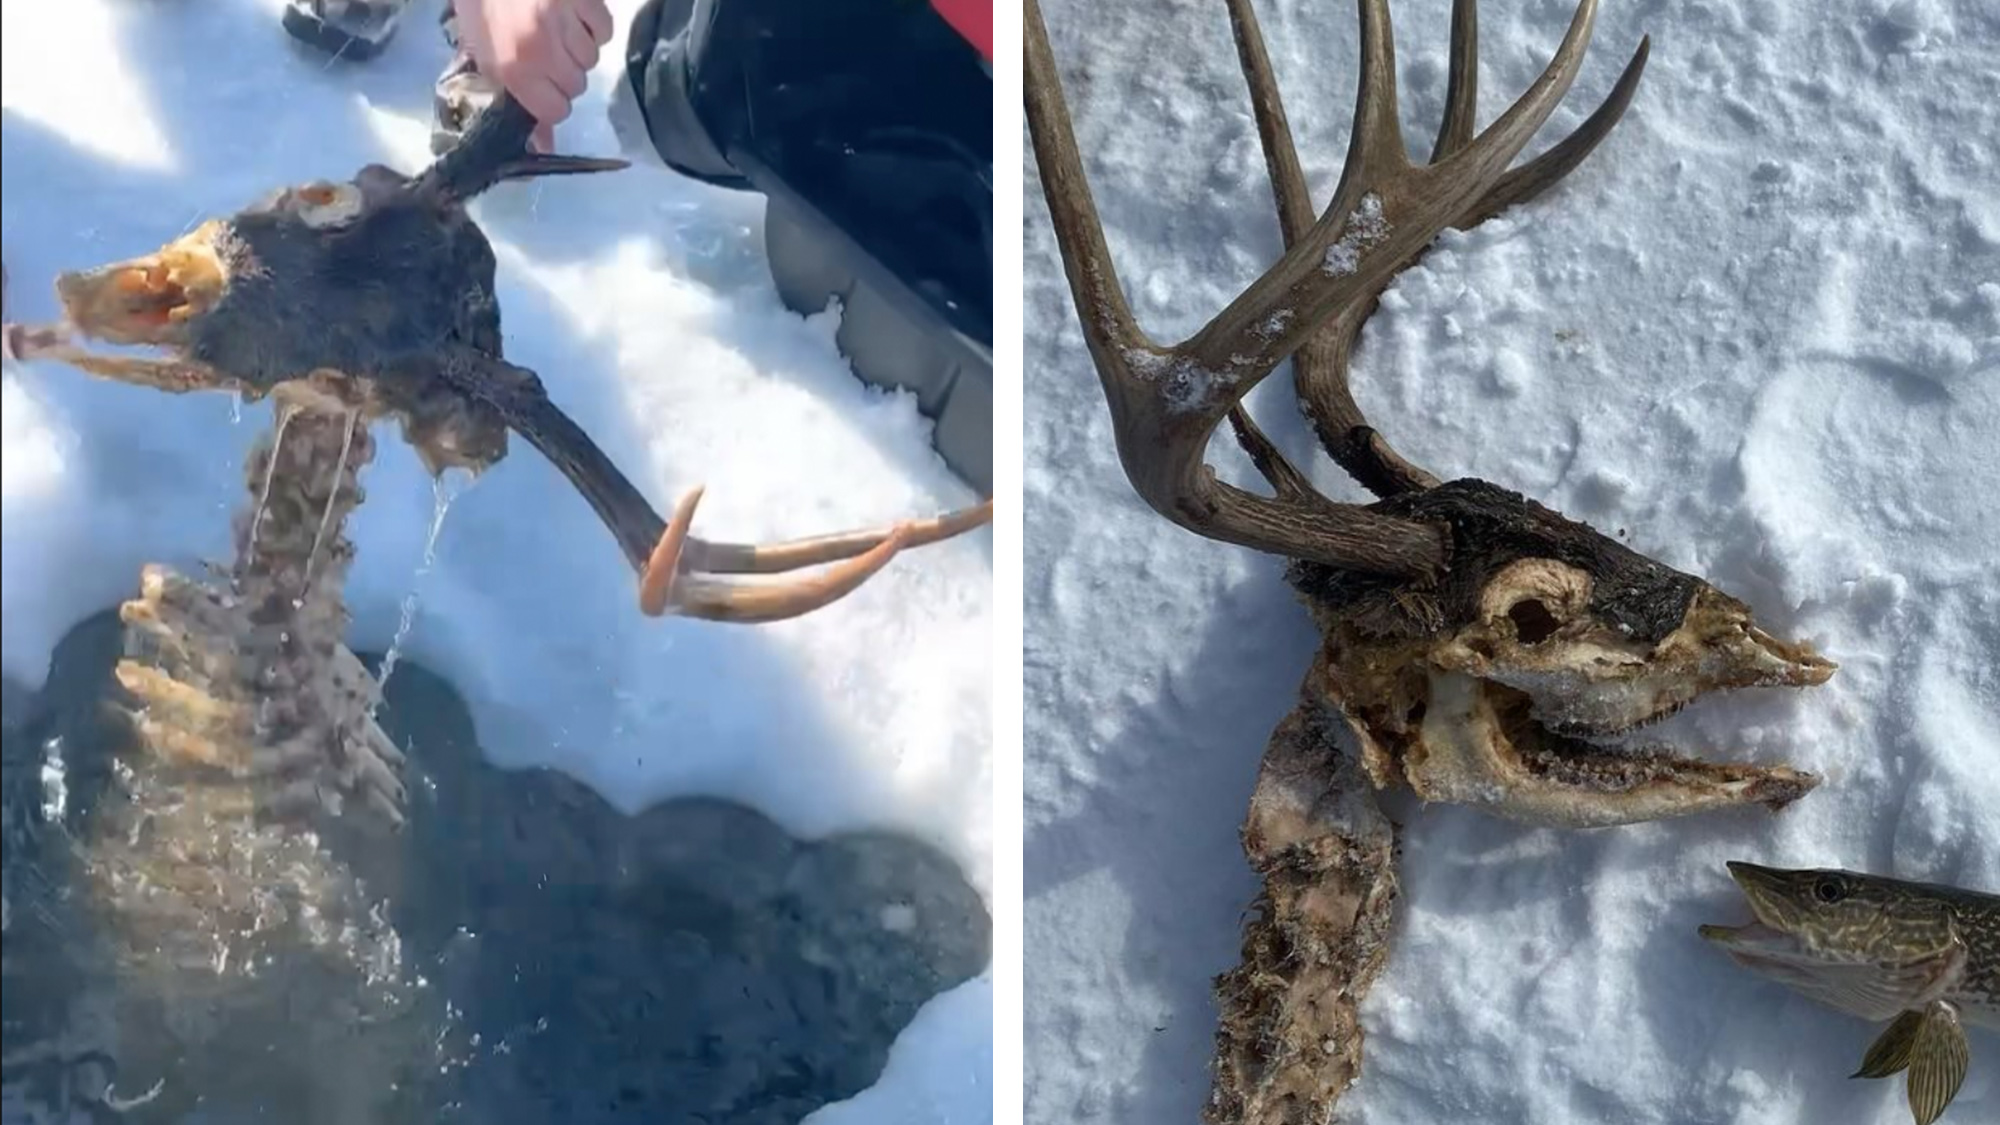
[1813,877,1845,903]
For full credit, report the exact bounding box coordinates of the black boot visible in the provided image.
[624,0,991,333]
[623,0,993,491]
[282,0,415,61]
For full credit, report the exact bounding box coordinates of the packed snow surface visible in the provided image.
[1024,0,1999,1122]
[1,0,992,1119]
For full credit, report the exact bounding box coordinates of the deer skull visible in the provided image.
[1298,482,1832,828]
[6,98,993,624]
[1027,0,1834,830]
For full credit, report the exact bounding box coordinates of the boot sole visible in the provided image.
[281,2,404,62]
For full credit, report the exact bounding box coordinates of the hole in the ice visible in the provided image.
[1,611,992,1123]
[1507,598,1561,645]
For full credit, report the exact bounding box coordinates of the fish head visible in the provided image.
[1699,863,1965,1021]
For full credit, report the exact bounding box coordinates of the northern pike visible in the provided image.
[1701,862,1998,1125]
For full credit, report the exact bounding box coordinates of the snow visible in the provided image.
[1127,347,1237,413]
[1,0,991,1120]
[1323,192,1390,276]
[1024,0,1999,1123]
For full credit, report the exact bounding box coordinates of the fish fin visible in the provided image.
[1853,1009,1926,1079]
[1904,1001,1969,1125]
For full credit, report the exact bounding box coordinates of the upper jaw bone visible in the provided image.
[1443,586,1837,738]
[1671,587,1836,691]
[49,222,230,348]
[54,261,196,348]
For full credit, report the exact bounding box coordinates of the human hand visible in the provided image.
[454,0,616,151]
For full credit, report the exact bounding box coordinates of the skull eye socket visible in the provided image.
[1507,598,1563,645]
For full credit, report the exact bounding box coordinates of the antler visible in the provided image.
[1025,0,1648,565]
[420,92,629,199]
[638,487,996,623]
[423,100,995,624]
[451,349,994,625]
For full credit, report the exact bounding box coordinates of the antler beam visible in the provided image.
[1026,0,1445,577]
[1027,0,1649,564]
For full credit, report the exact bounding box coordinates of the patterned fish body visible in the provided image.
[1701,862,1998,1125]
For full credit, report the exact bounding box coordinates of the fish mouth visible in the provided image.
[1698,919,1797,953]
[1699,863,1814,964]
[1697,917,1837,997]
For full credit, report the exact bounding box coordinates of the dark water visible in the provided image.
[1,611,990,1125]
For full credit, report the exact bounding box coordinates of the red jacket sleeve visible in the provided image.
[930,0,992,62]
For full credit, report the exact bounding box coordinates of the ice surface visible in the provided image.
[1,0,991,1120]
[1024,0,1999,1122]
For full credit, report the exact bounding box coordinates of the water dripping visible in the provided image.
[302,410,359,587]
[246,405,300,558]
[39,735,68,823]
[375,471,469,701]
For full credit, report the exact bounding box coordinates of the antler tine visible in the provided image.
[1443,0,1605,187]
[1023,0,1150,365]
[679,499,996,575]
[638,489,990,623]
[448,349,992,625]
[1185,0,1610,377]
[1459,34,1650,229]
[1028,0,1447,576]
[1227,0,1444,499]
[1431,0,1482,163]
[1332,0,1411,202]
[1226,0,1314,244]
[1224,0,1641,499]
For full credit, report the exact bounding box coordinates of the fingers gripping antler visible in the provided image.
[1028,0,1648,562]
